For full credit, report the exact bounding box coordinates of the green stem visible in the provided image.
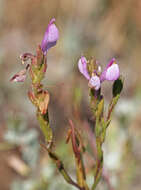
[89,89,104,190]
[37,111,53,147]
[92,140,103,190]
[41,144,83,190]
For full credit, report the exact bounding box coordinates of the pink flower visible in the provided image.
[78,56,120,90]
[78,56,100,90]
[41,18,59,55]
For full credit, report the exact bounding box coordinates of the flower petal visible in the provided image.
[100,58,119,82]
[105,63,120,81]
[78,56,90,80]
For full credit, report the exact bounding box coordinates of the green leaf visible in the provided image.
[112,77,123,97]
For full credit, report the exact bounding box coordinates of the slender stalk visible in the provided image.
[92,140,103,190]
[69,120,89,190]
[40,143,83,190]
[84,121,115,190]
[75,156,89,190]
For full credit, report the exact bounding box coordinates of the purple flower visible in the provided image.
[100,58,120,82]
[88,75,101,90]
[78,56,101,90]
[78,56,90,80]
[41,18,59,54]
[78,56,120,90]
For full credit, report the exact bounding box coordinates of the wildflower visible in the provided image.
[78,57,120,90]
[41,18,59,55]
[78,56,100,90]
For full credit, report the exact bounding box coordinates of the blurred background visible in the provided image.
[0,0,141,190]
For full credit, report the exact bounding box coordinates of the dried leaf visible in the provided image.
[37,91,50,114]
[28,90,37,106]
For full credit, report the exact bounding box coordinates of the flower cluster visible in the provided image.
[78,57,120,90]
[10,18,59,82]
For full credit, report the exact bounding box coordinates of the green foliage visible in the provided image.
[113,77,124,97]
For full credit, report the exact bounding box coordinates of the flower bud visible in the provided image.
[41,18,59,54]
